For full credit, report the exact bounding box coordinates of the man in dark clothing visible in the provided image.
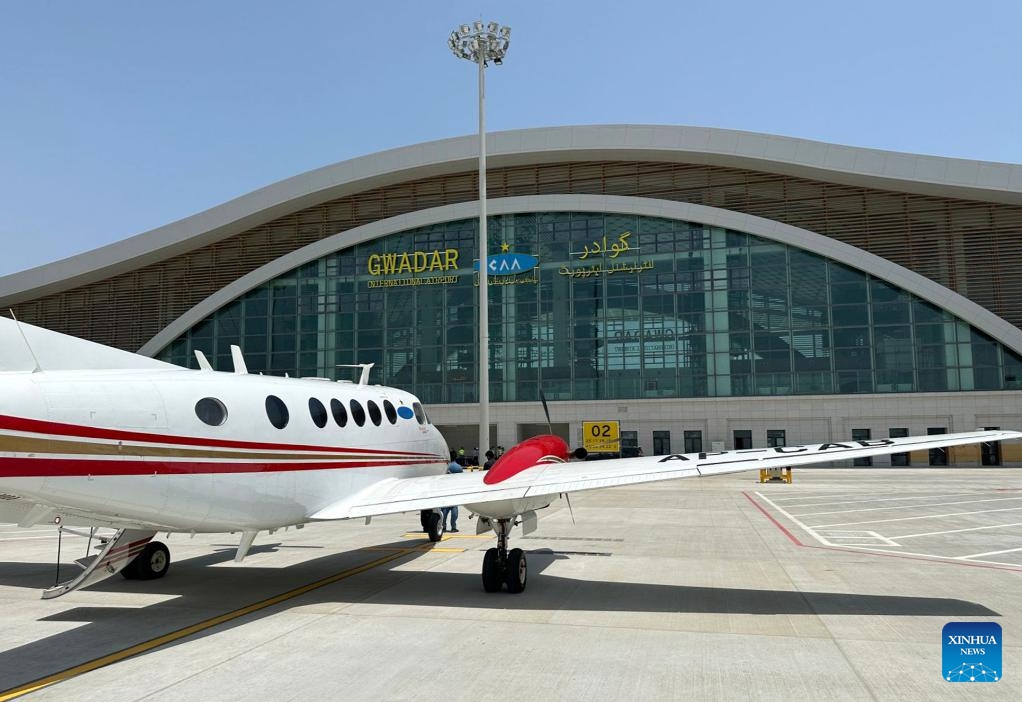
[442,459,463,532]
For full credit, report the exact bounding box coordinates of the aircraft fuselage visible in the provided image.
[0,368,449,532]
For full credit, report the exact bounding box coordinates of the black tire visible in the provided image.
[120,553,142,580]
[425,511,444,543]
[419,509,431,532]
[505,547,527,594]
[129,542,171,581]
[482,547,502,592]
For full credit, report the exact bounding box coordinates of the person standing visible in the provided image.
[441,458,463,532]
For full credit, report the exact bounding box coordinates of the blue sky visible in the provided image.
[1,0,1018,276]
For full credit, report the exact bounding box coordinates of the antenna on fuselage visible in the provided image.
[194,349,213,371]
[7,309,42,373]
[336,363,375,386]
[230,345,249,374]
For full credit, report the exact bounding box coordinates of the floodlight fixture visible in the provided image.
[448,21,511,66]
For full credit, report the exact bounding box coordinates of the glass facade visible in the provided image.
[158,212,1022,404]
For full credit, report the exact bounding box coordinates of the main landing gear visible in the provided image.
[481,518,526,594]
[121,541,171,580]
[420,509,445,543]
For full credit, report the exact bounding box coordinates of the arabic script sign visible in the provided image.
[559,231,655,278]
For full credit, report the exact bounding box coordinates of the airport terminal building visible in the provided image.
[3,125,1022,464]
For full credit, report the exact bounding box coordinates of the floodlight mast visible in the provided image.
[449,21,510,464]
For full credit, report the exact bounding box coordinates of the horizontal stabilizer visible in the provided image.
[0,317,178,372]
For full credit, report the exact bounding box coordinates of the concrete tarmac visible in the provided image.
[1,468,1021,701]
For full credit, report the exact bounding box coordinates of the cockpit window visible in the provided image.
[195,397,227,426]
[383,400,397,424]
[350,399,366,427]
[330,398,347,427]
[309,398,327,428]
[265,395,289,429]
[412,402,426,425]
[367,400,382,426]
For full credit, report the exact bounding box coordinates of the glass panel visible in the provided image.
[155,212,1022,408]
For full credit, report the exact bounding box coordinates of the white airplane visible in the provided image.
[1,316,1018,599]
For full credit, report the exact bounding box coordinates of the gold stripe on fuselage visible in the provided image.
[0,433,434,462]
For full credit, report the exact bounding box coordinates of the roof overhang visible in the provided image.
[4,124,1022,305]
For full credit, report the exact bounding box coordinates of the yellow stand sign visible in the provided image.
[583,421,621,454]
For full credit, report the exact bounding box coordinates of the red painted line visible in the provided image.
[0,414,437,457]
[742,492,805,546]
[742,491,1022,573]
[0,456,446,477]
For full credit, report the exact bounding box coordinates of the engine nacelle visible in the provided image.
[483,434,570,485]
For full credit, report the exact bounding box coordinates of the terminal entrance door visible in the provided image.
[435,424,497,461]
[982,426,1002,465]
[652,430,671,456]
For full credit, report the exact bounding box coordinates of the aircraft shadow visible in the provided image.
[0,539,1002,691]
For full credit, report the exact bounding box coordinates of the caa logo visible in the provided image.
[943,622,1001,682]
[473,244,538,276]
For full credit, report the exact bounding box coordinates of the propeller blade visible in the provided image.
[539,389,552,434]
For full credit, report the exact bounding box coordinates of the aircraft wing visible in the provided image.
[312,428,1022,520]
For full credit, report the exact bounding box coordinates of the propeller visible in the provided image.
[539,388,552,435]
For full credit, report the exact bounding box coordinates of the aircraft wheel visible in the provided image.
[505,548,527,594]
[482,547,502,592]
[120,554,142,579]
[419,509,431,532]
[425,512,444,543]
[133,542,171,580]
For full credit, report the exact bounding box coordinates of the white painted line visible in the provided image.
[893,521,1022,539]
[794,496,1022,518]
[753,492,1022,569]
[957,546,1022,559]
[777,492,987,509]
[813,506,1022,528]
[0,535,59,541]
[815,529,900,546]
[766,492,873,504]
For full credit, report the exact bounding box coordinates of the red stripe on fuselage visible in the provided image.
[0,414,437,457]
[0,456,447,477]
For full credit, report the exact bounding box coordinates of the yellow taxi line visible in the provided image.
[402,532,491,540]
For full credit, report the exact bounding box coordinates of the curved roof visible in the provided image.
[139,194,1022,357]
[3,124,1022,305]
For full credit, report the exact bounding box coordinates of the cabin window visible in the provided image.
[330,398,348,427]
[265,395,289,429]
[195,397,227,426]
[350,399,366,427]
[412,402,426,425]
[367,400,382,426]
[308,398,327,428]
[383,400,397,424]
